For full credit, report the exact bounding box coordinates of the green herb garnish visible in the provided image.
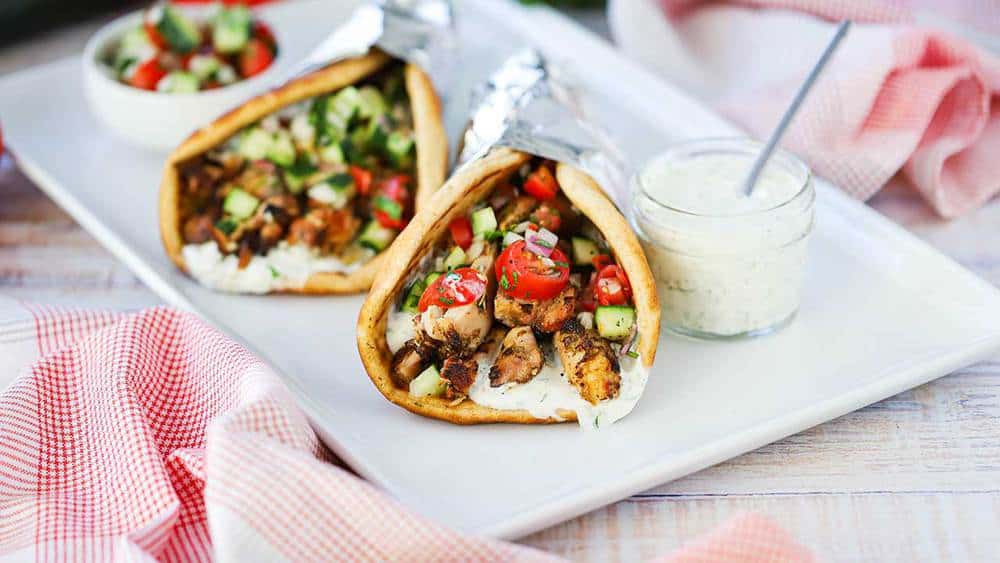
[375,196,403,220]
[215,217,238,235]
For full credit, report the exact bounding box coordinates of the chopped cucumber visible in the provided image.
[443,246,467,270]
[401,278,427,313]
[358,86,388,118]
[409,365,447,398]
[365,116,390,152]
[374,196,404,222]
[289,113,315,145]
[327,86,362,131]
[213,5,252,54]
[267,131,296,167]
[572,236,600,266]
[308,174,355,209]
[155,5,200,54]
[470,207,498,236]
[386,131,414,168]
[188,55,221,81]
[157,71,199,93]
[222,188,260,220]
[424,272,442,286]
[358,220,397,252]
[215,64,238,85]
[116,26,156,70]
[594,306,636,341]
[317,141,345,164]
[238,128,273,160]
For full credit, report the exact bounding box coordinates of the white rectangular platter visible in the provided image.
[4,0,1000,540]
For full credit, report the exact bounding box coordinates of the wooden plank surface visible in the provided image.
[3,12,1000,562]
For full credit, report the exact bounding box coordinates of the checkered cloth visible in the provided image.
[612,0,1000,217]
[0,298,813,562]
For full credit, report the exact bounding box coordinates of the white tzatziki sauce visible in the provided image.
[183,241,372,294]
[385,310,648,430]
[634,149,814,337]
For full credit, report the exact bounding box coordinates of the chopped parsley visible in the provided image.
[483,230,505,241]
[287,153,317,176]
[554,261,569,268]
[268,266,280,279]
[215,217,238,235]
[626,350,639,359]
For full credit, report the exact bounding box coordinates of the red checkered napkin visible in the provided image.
[0,298,812,562]
[612,0,1000,218]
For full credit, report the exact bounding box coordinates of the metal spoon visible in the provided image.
[741,20,852,196]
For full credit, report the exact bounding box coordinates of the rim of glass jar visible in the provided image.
[633,137,814,218]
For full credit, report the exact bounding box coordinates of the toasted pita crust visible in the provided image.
[159,50,448,294]
[357,148,661,424]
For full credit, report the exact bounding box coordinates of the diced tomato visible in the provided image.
[495,240,571,301]
[254,21,278,52]
[449,216,474,250]
[381,174,411,203]
[531,203,561,232]
[523,165,558,201]
[591,254,613,272]
[144,20,168,49]
[595,264,632,306]
[418,267,487,312]
[239,38,275,78]
[374,210,406,230]
[349,165,373,196]
[129,59,168,90]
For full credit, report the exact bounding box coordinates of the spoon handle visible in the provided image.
[742,20,852,196]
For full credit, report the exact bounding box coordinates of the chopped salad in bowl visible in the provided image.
[107,2,277,93]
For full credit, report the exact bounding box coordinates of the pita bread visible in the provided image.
[357,148,660,424]
[159,50,448,294]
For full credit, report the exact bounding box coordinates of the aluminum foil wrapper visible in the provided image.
[457,49,628,207]
[286,0,455,88]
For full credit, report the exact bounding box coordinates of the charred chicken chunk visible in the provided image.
[415,302,492,357]
[554,318,621,404]
[489,326,544,387]
[498,195,539,230]
[441,356,478,397]
[494,285,577,333]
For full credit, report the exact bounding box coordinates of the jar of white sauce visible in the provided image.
[632,138,814,339]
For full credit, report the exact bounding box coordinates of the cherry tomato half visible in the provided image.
[495,240,571,301]
[418,268,487,312]
[239,38,275,78]
[595,264,632,306]
[449,216,473,250]
[522,165,558,201]
[591,254,613,272]
[254,21,278,52]
[130,59,168,90]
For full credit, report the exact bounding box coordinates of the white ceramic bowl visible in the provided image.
[83,6,283,152]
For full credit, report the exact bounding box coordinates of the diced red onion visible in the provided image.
[502,231,524,247]
[524,228,558,258]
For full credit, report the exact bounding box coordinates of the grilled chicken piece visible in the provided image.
[441,356,478,397]
[498,195,539,230]
[474,327,506,360]
[235,160,283,198]
[489,326,544,387]
[390,340,433,389]
[554,318,621,404]
[182,214,215,244]
[415,302,492,357]
[494,285,577,333]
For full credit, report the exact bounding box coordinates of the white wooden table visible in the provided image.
[2,12,999,562]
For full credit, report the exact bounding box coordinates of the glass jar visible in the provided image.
[632,138,815,339]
